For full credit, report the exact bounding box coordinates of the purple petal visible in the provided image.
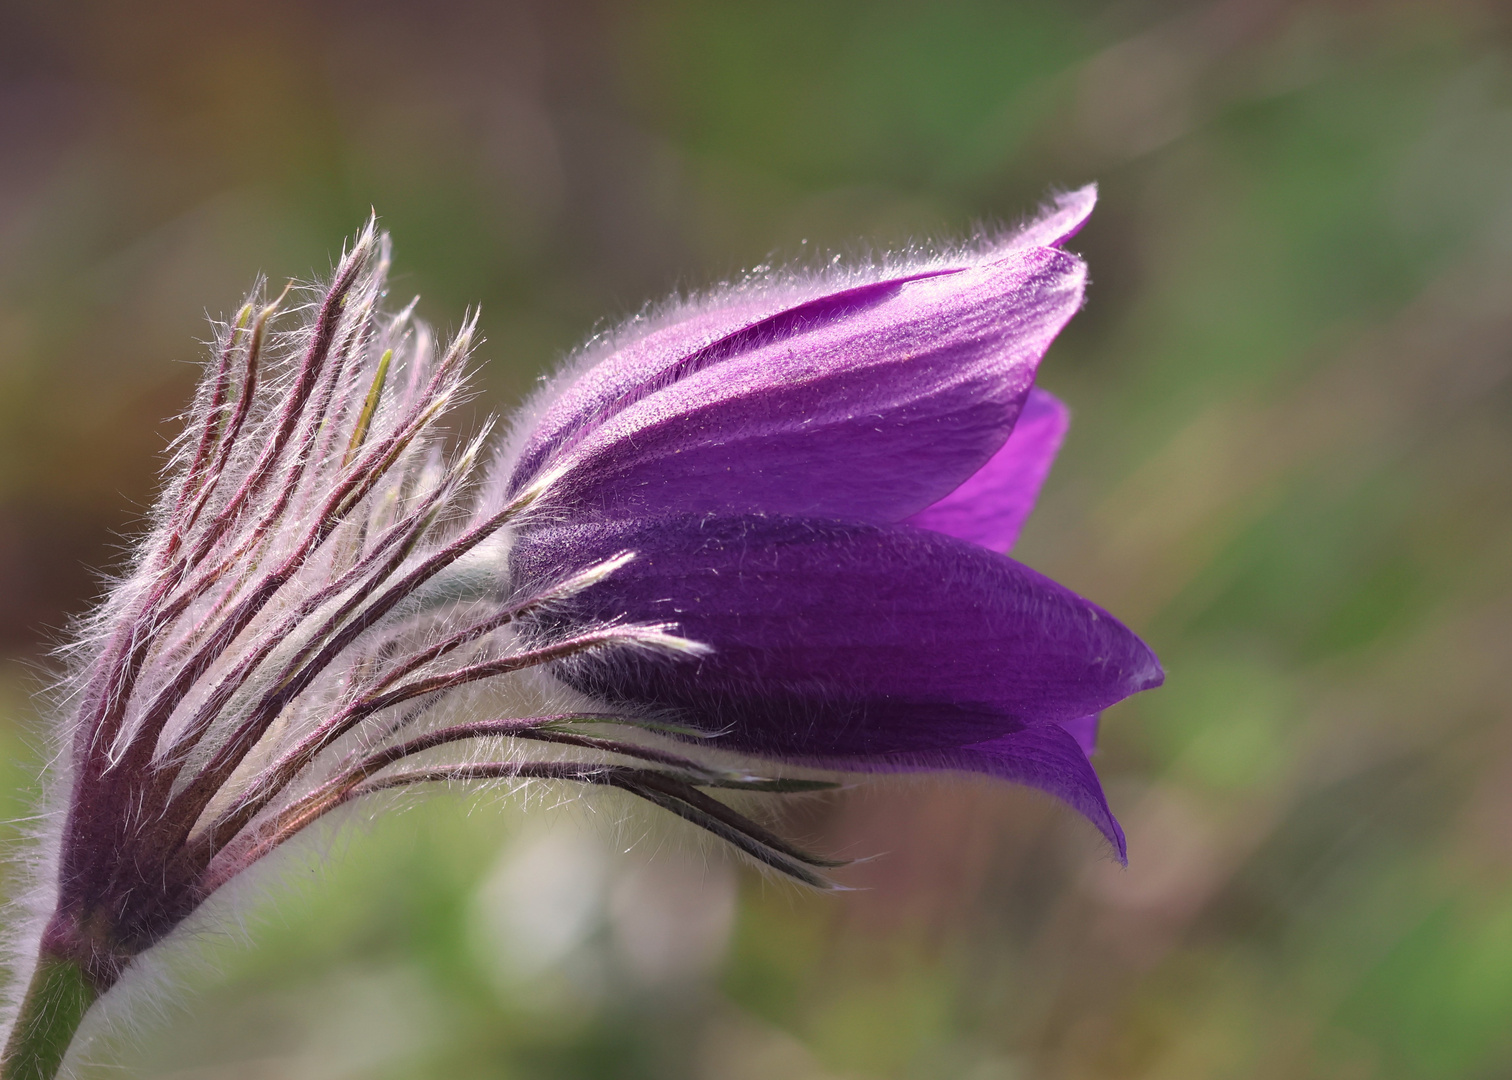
[842,722,1124,859]
[513,513,1163,757]
[504,187,1097,507]
[960,724,1124,859]
[506,275,966,495]
[528,249,1085,525]
[507,297,789,492]
[1058,713,1101,757]
[905,387,1069,552]
[996,184,1098,253]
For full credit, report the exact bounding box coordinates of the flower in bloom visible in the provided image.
[2,188,1158,1079]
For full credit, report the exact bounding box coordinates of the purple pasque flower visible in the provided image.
[2,188,1158,1080]
[499,183,1160,861]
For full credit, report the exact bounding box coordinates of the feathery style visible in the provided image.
[2,187,1159,1079]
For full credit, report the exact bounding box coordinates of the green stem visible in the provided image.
[0,955,97,1080]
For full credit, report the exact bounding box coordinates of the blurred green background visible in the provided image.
[4,0,1512,1076]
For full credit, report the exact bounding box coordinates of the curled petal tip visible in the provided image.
[1134,646,1166,693]
[996,183,1099,255]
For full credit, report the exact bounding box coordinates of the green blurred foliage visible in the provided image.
[4,0,1512,1076]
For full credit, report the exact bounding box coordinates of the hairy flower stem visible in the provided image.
[0,954,98,1080]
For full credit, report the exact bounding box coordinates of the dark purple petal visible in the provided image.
[906,387,1069,552]
[525,249,1084,526]
[959,724,1123,859]
[513,513,1163,757]
[842,721,1124,859]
